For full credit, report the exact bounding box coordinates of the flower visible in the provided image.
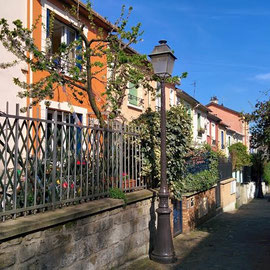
[62,182,68,188]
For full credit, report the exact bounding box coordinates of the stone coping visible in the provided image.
[182,186,216,199]
[0,189,155,242]
[220,177,236,185]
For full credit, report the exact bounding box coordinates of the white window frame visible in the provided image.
[211,123,216,140]
[169,89,174,106]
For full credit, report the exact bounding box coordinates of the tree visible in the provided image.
[0,1,167,126]
[246,91,270,160]
[228,142,252,171]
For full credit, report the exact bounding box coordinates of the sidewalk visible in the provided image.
[120,196,270,270]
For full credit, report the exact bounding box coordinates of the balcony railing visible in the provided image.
[128,94,144,107]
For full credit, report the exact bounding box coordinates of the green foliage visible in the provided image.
[169,146,219,198]
[245,91,270,159]
[229,142,252,171]
[132,104,192,189]
[109,187,127,206]
[183,149,219,193]
[263,162,270,185]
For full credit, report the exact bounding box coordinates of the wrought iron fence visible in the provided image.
[0,104,144,221]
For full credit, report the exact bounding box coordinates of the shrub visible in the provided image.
[180,146,219,194]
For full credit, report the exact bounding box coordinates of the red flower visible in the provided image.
[62,182,68,188]
[71,183,74,189]
[76,160,81,165]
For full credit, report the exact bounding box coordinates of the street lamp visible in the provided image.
[149,40,177,264]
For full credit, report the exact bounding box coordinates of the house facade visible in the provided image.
[176,90,209,147]
[206,97,250,153]
[120,82,178,122]
[0,0,114,125]
[206,113,220,151]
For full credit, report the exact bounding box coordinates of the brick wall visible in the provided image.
[181,187,217,233]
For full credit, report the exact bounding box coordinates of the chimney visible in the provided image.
[210,96,218,104]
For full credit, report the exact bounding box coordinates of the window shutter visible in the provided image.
[128,83,138,106]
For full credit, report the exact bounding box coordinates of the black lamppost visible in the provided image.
[149,40,177,264]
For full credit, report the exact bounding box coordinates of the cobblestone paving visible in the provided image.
[121,196,270,270]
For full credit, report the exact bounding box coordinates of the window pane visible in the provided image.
[51,20,63,54]
[67,28,76,45]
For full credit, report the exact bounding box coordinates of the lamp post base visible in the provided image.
[151,205,176,264]
[151,252,177,264]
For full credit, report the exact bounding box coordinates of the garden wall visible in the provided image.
[220,178,236,212]
[236,181,269,208]
[181,186,217,233]
[0,190,156,270]
[180,178,237,233]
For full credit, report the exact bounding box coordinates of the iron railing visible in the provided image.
[128,94,144,106]
[0,103,144,221]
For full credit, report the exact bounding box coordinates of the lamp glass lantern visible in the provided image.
[149,40,177,78]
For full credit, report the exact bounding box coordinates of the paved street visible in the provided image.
[122,196,270,270]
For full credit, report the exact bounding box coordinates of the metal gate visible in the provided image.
[173,199,182,236]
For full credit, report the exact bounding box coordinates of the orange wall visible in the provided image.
[30,0,108,119]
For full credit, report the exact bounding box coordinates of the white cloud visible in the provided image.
[255,73,270,81]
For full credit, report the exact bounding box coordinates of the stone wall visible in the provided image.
[236,181,269,208]
[181,186,217,233]
[0,190,156,270]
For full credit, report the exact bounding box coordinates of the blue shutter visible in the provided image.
[76,32,82,71]
[46,9,50,38]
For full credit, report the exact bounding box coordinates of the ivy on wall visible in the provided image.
[132,106,221,199]
[132,105,192,189]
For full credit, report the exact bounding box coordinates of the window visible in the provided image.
[206,121,210,136]
[128,82,142,107]
[169,89,174,106]
[176,96,181,105]
[211,123,216,139]
[197,113,201,130]
[51,19,76,55]
[47,109,82,154]
[47,10,78,70]
[228,136,231,147]
[185,104,191,117]
[221,131,225,149]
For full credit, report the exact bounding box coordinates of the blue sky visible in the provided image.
[89,0,270,113]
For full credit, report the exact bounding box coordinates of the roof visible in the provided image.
[219,121,229,128]
[207,113,221,122]
[206,102,242,116]
[176,89,211,112]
